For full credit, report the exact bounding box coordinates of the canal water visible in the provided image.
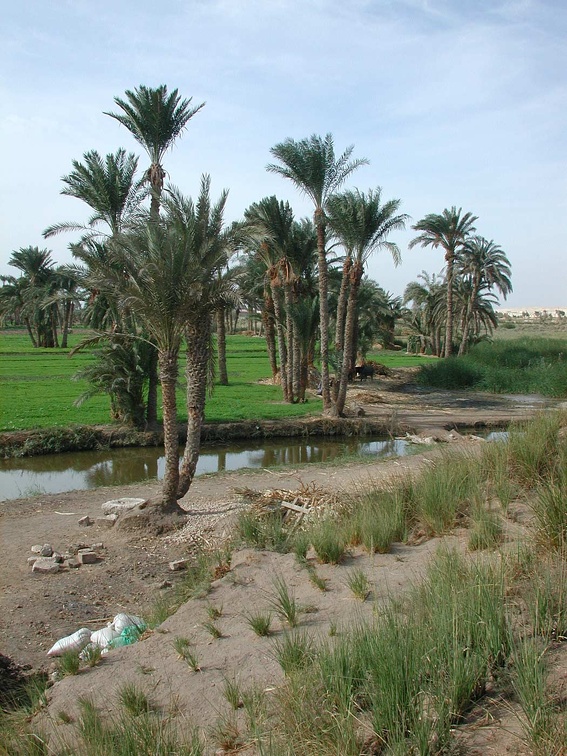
[0,436,414,501]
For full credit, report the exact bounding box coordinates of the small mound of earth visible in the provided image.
[349,390,385,404]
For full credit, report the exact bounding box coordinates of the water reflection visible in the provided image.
[0,436,409,501]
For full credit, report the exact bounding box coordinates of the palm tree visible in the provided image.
[404,272,445,355]
[105,85,204,219]
[90,177,230,512]
[409,207,477,357]
[243,197,296,401]
[3,247,59,347]
[267,134,368,411]
[106,85,205,426]
[456,237,512,355]
[326,188,407,415]
[44,149,145,240]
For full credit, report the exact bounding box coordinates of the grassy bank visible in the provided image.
[416,337,567,396]
[0,330,423,432]
[2,413,565,754]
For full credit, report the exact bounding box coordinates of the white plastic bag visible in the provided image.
[112,613,145,634]
[47,628,91,657]
[90,624,120,649]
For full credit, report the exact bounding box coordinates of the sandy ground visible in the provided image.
[1,376,563,753]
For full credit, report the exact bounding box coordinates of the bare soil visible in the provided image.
[1,375,563,754]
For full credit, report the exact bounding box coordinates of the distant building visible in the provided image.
[497,307,567,319]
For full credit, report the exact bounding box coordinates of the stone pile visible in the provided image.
[28,542,105,574]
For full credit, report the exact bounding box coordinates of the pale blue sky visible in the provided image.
[2,0,565,306]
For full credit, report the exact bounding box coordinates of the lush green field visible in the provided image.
[0,330,423,431]
[416,337,567,397]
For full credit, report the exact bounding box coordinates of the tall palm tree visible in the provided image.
[456,236,512,355]
[243,197,295,401]
[106,85,205,426]
[267,134,368,411]
[90,177,230,512]
[409,207,477,357]
[105,85,204,219]
[404,272,445,355]
[326,188,407,415]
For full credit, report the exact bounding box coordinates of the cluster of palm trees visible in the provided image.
[406,207,512,357]
[0,85,512,512]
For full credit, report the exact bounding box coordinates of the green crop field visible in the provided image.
[0,329,424,432]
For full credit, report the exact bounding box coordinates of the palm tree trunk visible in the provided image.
[333,256,351,401]
[271,281,289,401]
[262,293,278,380]
[284,282,295,402]
[177,317,210,500]
[146,345,159,428]
[61,301,73,349]
[216,306,228,385]
[336,262,362,416]
[444,254,454,358]
[315,210,332,411]
[158,348,182,512]
[25,318,37,348]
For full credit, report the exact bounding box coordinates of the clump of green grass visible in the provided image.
[269,575,299,627]
[307,565,327,592]
[532,459,567,552]
[468,504,503,551]
[507,412,562,485]
[525,560,567,641]
[57,650,81,677]
[345,569,371,600]
[202,620,223,639]
[310,518,346,564]
[205,603,223,620]
[209,713,243,754]
[222,676,243,710]
[511,637,556,749]
[244,610,272,637]
[348,488,407,553]
[272,631,315,675]
[74,695,204,754]
[118,684,151,717]
[173,636,201,671]
[236,511,289,552]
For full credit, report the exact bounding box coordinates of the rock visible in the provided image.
[95,514,118,529]
[52,552,65,564]
[65,558,81,569]
[77,550,98,565]
[169,559,189,572]
[101,497,146,515]
[348,403,366,417]
[40,544,53,557]
[78,515,93,527]
[31,545,43,554]
[27,557,38,567]
[32,558,60,574]
[90,543,105,550]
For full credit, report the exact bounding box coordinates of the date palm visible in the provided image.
[409,207,477,357]
[326,188,407,414]
[106,85,204,218]
[456,236,512,354]
[44,149,145,240]
[267,134,368,411]
[89,177,230,512]
[106,85,205,425]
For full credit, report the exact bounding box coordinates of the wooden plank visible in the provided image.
[281,500,310,515]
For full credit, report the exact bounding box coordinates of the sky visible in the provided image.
[1,0,566,308]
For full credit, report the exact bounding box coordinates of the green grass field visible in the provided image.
[0,330,421,432]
